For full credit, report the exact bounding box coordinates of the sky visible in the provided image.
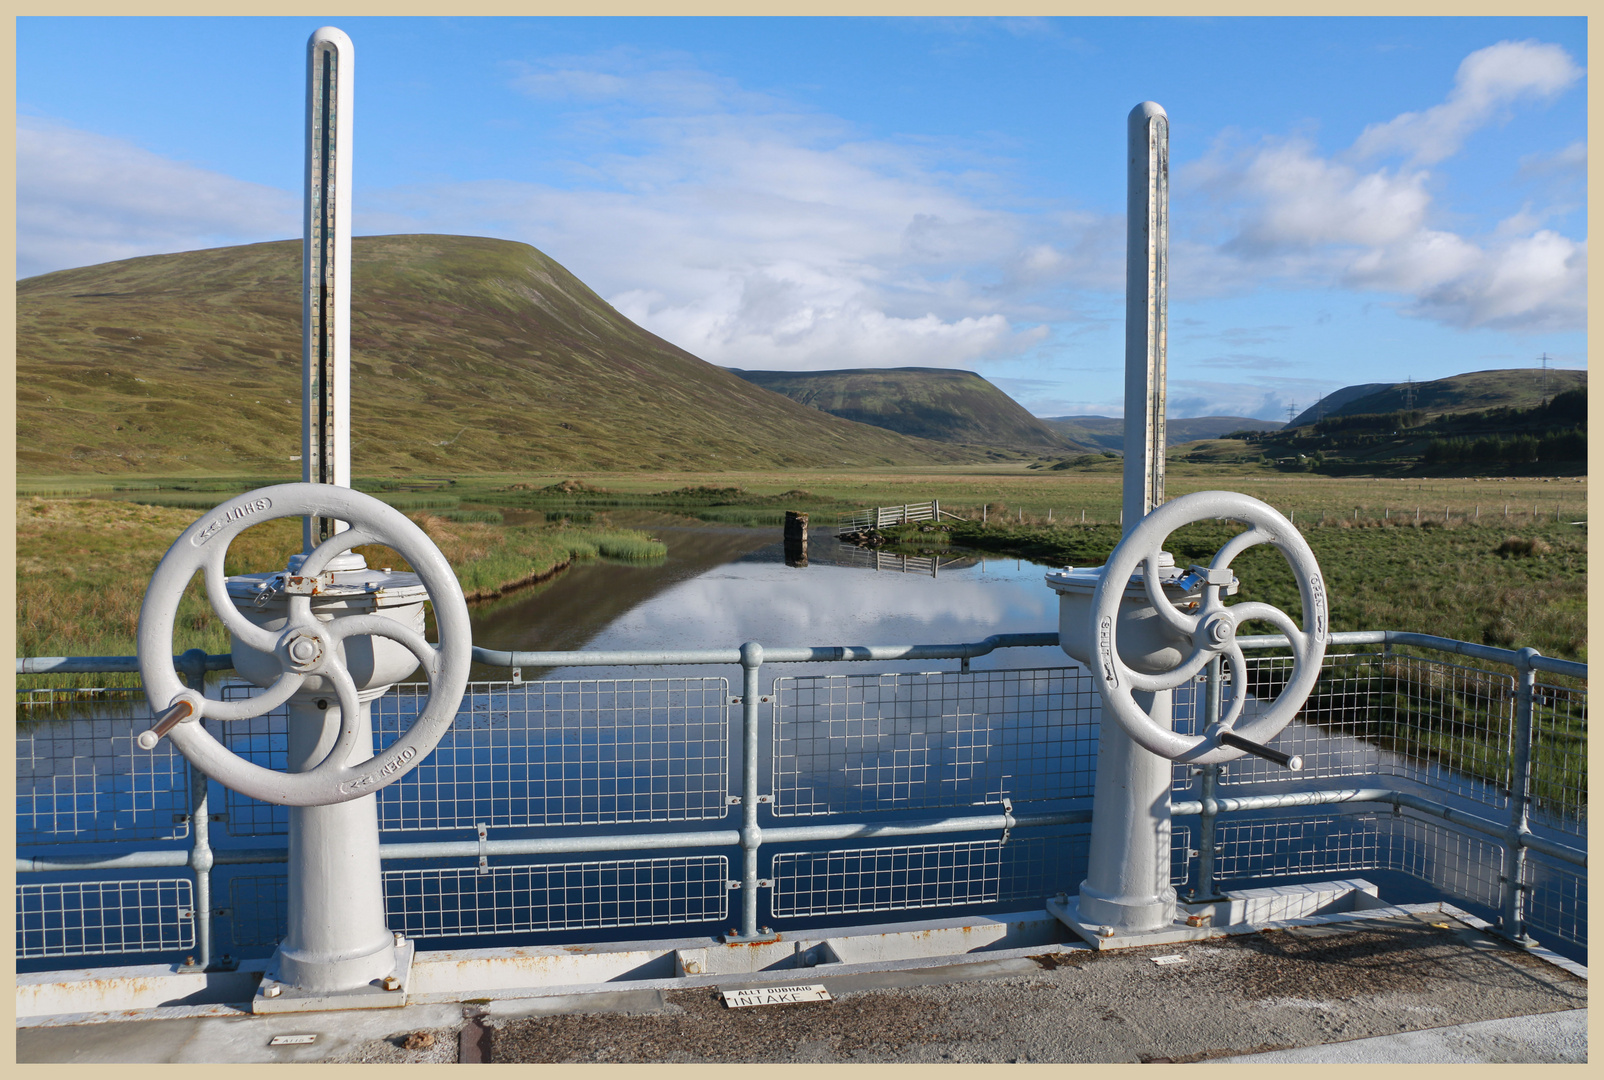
[16,16,1588,420]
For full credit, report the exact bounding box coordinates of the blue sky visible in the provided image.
[17,16,1587,419]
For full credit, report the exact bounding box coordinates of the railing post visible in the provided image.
[1499,646,1540,946]
[176,648,217,972]
[733,641,766,939]
[1185,656,1227,903]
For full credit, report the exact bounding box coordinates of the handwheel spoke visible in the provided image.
[325,613,442,681]
[1216,644,1250,731]
[1124,643,1215,693]
[1210,525,1266,574]
[201,545,280,654]
[306,662,367,778]
[1227,601,1303,643]
[203,670,306,722]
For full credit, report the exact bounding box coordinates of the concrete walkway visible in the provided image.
[16,908,1586,1064]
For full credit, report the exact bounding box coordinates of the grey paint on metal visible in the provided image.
[303,26,354,550]
[35,629,1578,680]
[1075,687,1177,933]
[1169,787,1585,869]
[135,483,471,807]
[1089,490,1329,764]
[274,698,397,992]
[1500,649,1540,942]
[1123,101,1168,537]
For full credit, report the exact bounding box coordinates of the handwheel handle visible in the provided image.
[135,483,472,806]
[1090,490,1328,764]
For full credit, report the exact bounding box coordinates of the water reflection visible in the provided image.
[471,518,1067,676]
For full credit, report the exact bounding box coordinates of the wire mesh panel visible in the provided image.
[16,879,194,959]
[1531,681,1586,835]
[771,668,1097,816]
[1207,813,1385,882]
[769,836,1083,919]
[215,688,289,837]
[379,680,730,831]
[220,678,731,835]
[385,856,730,937]
[1381,814,1504,911]
[1522,853,1586,949]
[1189,652,1392,785]
[1192,809,1510,926]
[15,690,191,845]
[228,874,290,949]
[1212,653,1517,813]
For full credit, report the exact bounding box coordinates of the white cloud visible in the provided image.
[1177,39,1586,334]
[359,60,1119,371]
[1352,40,1584,165]
[16,119,296,279]
[1519,139,1587,180]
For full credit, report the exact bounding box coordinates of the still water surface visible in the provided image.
[470,511,1067,674]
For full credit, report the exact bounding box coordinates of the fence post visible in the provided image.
[1185,655,1227,903]
[734,642,767,940]
[1498,647,1540,947]
[176,648,218,972]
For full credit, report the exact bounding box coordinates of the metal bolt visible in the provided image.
[264,984,282,998]
[394,932,405,947]
[383,975,402,991]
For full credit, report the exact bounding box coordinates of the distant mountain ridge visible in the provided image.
[16,236,982,476]
[1043,415,1282,452]
[1289,369,1586,428]
[728,366,1074,450]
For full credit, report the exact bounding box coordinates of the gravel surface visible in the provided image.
[485,914,1585,1064]
[15,910,1585,1064]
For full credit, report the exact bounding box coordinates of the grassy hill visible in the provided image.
[1290,369,1585,428]
[1042,414,1281,452]
[16,235,980,477]
[1287,383,1394,427]
[729,366,1071,451]
[1241,372,1587,476]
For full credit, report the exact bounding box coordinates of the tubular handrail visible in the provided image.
[19,629,1583,680]
[14,628,1587,964]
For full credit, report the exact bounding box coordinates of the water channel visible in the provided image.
[468,510,1066,673]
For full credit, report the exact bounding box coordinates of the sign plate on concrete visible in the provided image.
[721,984,831,1008]
[268,1034,318,1046]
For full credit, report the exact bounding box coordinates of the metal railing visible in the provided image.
[16,630,1587,970]
[836,500,948,532]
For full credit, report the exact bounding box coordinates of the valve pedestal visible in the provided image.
[1049,560,1191,938]
[226,552,430,1011]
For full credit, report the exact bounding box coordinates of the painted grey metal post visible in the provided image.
[1075,101,1178,937]
[177,648,216,971]
[735,642,767,939]
[1122,101,1168,538]
[276,697,395,991]
[1499,647,1540,945]
[1186,656,1227,903]
[303,25,354,550]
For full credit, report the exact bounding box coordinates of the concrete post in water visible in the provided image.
[784,511,808,568]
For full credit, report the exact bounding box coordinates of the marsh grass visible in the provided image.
[15,497,664,690]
